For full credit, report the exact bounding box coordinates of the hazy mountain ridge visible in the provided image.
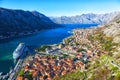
[50,12,120,24]
[0,7,63,40]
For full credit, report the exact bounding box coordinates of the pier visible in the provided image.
[0,58,24,80]
[8,58,24,80]
[0,45,32,80]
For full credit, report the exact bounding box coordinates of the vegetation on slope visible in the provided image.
[55,27,120,80]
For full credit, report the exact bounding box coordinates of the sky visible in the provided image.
[0,0,120,16]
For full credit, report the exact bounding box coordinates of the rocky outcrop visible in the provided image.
[102,13,120,55]
[103,16,120,43]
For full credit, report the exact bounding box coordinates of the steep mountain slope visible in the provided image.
[0,8,63,40]
[111,13,120,22]
[103,14,120,43]
[53,13,120,80]
[50,12,120,24]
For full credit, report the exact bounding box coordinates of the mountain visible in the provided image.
[0,7,63,40]
[48,13,120,80]
[50,12,120,24]
[103,13,120,43]
[110,13,120,23]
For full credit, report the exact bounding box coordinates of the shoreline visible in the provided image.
[0,24,99,43]
[0,29,46,43]
[62,26,97,44]
[0,26,64,43]
[15,25,102,80]
[0,24,100,79]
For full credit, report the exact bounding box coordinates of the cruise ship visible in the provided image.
[13,43,26,59]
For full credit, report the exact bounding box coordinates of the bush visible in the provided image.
[19,69,24,76]
[77,48,86,52]
[24,71,33,80]
[116,20,120,23]
[36,45,50,52]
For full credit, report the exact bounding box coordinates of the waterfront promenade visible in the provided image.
[8,58,24,80]
[0,57,24,80]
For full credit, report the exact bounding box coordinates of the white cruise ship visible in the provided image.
[13,43,26,59]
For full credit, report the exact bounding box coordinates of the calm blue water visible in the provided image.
[0,24,98,74]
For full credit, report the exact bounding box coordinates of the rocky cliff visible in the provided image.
[103,14,120,43]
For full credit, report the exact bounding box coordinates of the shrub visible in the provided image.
[36,45,50,52]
